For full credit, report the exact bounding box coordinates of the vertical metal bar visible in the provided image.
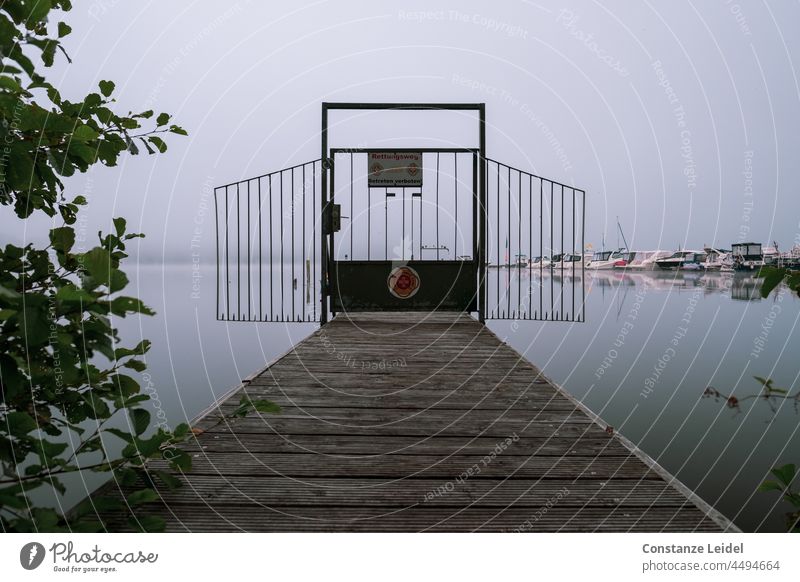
[247,180,251,320]
[280,171,285,321]
[302,165,306,321]
[402,189,406,262]
[539,178,543,319]
[436,153,440,260]
[410,189,414,260]
[560,183,564,320]
[225,186,230,320]
[478,105,486,323]
[454,152,458,258]
[572,187,575,321]
[472,152,478,265]
[528,175,532,320]
[214,188,220,320]
[385,187,388,260]
[329,154,336,318]
[517,170,521,318]
[291,167,295,322]
[236,183,241,320]
[349,153,353,260]
[550,180,554,320]
[496,164,500,316]
[313,161,317,321]
[507,166,511,316]
[269,175,273,320]
[581,190,586,322]
[258,179,262,321]
[320,104,328,324]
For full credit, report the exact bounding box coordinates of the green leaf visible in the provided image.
[771,464,797,488]
[758,481,785,493]
[6,412,38,436]
[98,80,114,97]
[72,124,100,142]
[231,397,282,418]
[156,112,170,126]
[109,269,129,293]
[114,339,151,359]
[122,359,147,372]
[148,136,167,153]
[110,295,155,316]
[165,448,192,472]
[151,469,182,490]
[81,247,111,283]
[106,428,134,443]
[112,374,141,397]
[113,217,126,237]
[169,125,188,136]
[58,22,72,37]
[130,408,150,436]
[49,226,75,252]
[126,488,159,506]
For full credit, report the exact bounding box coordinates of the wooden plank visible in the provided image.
[81,311,734,532]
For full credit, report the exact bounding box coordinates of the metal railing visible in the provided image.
[485,159,586,322]
[214,160,322,322]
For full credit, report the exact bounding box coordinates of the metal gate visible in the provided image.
[214,102,585,324]
[327,148,479,315]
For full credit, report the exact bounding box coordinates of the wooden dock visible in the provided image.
[94,312,736,532]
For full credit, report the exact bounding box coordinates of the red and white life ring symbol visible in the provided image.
[388,266,420,299]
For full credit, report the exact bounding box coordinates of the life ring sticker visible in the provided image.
[388,266,420,299]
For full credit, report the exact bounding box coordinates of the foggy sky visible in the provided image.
[4,0,800,262]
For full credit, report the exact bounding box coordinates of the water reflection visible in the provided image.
[489,268,799,532]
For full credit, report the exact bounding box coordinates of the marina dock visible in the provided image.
[92,312,736,532]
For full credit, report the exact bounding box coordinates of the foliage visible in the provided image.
[758,266,800,299]
[758,464,800,532]
[0,0,190,532]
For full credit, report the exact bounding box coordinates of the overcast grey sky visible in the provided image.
[6,0,800,260]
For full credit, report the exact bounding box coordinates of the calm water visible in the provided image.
[64,264,799,532]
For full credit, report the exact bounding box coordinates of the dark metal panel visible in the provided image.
[331,261,477,312]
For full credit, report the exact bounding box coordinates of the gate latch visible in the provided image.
[324,203,341,234]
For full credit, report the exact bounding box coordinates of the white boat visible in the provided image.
[700,247,729,271]
[551,253,584,270]
[587,249,624,270]
[655,250,704,270]
[530,256,551,269]
[613,250,672,271]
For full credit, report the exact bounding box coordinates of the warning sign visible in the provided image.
[367,152,423,187]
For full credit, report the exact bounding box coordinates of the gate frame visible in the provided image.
[320,102,487,324]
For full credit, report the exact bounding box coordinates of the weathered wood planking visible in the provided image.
[85,311,737,532]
